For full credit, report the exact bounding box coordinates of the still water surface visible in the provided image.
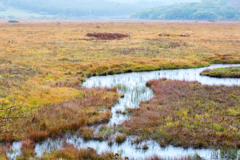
[83,64,240,126]
[8,64,240,159]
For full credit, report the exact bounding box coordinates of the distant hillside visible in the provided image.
[1,0,239,20]
[0,2,48,19]
[131,0,240,20]
[1,0,167,19]
[2,0,132,17]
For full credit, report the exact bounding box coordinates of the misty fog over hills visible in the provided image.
[133,0,240,21]
[0,0,201,19]
[133,0,240,20]
[0,0,239,20]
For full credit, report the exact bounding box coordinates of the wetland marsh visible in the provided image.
[0,20,240,159]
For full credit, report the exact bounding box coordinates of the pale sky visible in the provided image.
[107,0,201,2]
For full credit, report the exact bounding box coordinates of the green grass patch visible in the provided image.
[200,67,240,78]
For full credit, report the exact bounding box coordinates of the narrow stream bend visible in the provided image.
[83,64,240,126]
[7,64,240,159]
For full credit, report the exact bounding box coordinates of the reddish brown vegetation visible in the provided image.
[86,33,129,40]
[39,144,115,160]
[0,146,8,159]
[0,87,119,143]
[159,33,171,36]
[115,133,127,144]
[122,78,240,148]
[78,127,94,140]
[21,139,36,157]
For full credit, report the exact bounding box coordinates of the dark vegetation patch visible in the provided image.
[68,38,95,41]
[0,87,119,142]
[121,79,240,149]
[159,33,190,37]
[200,67,240,78]
[86,33,129,40]
[8,20,20,23]
[206,53,240,64]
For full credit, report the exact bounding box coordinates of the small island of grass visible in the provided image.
[200,67,240,78]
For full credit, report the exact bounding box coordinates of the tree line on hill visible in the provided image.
[2,0,168,18]
[2,0,240,20]
[131,0,240,20]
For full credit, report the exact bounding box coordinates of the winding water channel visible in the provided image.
[7,64,240,159]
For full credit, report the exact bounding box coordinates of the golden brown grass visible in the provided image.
[0,87,119,142]
[17,139,36,159]
[121,78,240,149]
[115,133,127,144]
[0,20,240,148]
[0,20,239,109]
[37,145,116,160]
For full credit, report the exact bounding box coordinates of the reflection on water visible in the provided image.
[6,64,240,159]
[15,135,228,159]
[83,64,240,125]
[7,136,240,160]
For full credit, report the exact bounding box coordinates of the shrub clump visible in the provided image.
[86,33,129,40]
[115,133,127,144]
[8,20,20,23]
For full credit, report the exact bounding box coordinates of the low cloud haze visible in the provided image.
[0,0,239,20]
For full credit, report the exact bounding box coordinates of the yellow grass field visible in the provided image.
[0,20,240,144]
